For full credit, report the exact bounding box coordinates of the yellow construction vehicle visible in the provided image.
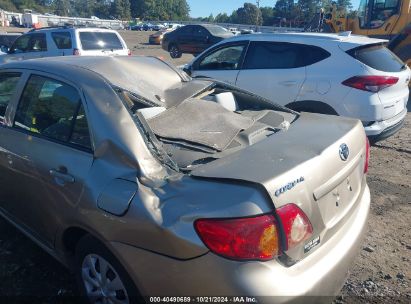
[324,0,411,68]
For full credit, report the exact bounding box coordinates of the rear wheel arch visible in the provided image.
[285,100,339,115]
[62,226,90,255]
[74,234,142,302]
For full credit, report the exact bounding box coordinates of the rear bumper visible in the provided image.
[110,185,370,302]
[365,108,407,142]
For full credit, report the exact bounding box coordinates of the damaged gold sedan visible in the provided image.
[0,56,370,304]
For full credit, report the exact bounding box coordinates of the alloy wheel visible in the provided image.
[81,254,129,304]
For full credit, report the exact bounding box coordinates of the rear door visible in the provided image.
[191,26,211,54]
[235,41,307,105]
[191,42,248,85]
[177,26,195,53]
[0,73,93,246]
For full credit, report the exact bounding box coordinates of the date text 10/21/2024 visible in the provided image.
[149,297,258,303]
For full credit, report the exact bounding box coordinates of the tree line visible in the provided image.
[0,0,353,26]
[0,0,190,20]
[195,0,354,27]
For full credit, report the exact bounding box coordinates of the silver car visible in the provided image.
[0,56,370,303]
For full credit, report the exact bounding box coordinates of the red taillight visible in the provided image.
[73,48,80,56]
[364,137,370,174]
[195,214,279,261]
[342,76,398,92]
[195,204,313,261]
[128,49,132,56]
[276,204,313,250]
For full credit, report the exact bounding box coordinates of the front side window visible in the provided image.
[0,73,21,124]
[79,32,123,50]
[14,75,91,149]
[198,45,246,70]
[243,42,305,69]
[9,35,30,53]
[52,31,72,49]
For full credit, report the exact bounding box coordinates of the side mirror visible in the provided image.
[0,45,9,53]
[182,64,192,76]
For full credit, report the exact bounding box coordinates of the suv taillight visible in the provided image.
[73,48,80,56]
[128,49,132,56]
[364,137,370,174]
[342,76,398,92]
[194,204,312,261]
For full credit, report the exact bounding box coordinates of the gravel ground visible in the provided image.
[0,30,410,303]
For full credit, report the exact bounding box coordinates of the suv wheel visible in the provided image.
[75,235,141,304]
[169,44,182,59]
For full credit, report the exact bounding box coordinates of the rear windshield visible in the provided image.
[347,44,405,72]
[79,32,123,50]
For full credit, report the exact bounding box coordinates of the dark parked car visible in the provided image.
[162,24,233,58]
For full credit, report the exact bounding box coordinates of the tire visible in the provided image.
[169,44,182,59]
[75,235,142,304]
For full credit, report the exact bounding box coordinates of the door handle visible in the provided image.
[385,23,391,31]
[279,81,297,86]
[49,168,75,185]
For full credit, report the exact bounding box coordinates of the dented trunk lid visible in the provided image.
[191,112,368,260]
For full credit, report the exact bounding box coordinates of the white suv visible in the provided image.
[185,32,410,143]
[0,26,130,63]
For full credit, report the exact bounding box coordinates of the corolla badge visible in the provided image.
[339,143,349,161]
[275,177,305,197]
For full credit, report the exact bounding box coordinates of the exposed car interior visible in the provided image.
[117,82,297,170]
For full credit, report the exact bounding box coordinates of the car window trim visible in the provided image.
[8,71,94,154]
[0,69,30,127]
[193,41,250,71]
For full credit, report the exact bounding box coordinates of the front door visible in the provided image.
[7,33,48,61]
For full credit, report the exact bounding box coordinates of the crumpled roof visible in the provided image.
[2,56,211,106]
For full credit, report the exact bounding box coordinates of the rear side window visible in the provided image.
[14,75,92,150]
[178,26,193,34]
[0,73,21,124]
[51,31,72,49]
[29,33,47,52]
[79,32,123,50]
[302,45,331,66]
[347,44,405,72]
[10,35,30,53]
[244,42,306,69]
